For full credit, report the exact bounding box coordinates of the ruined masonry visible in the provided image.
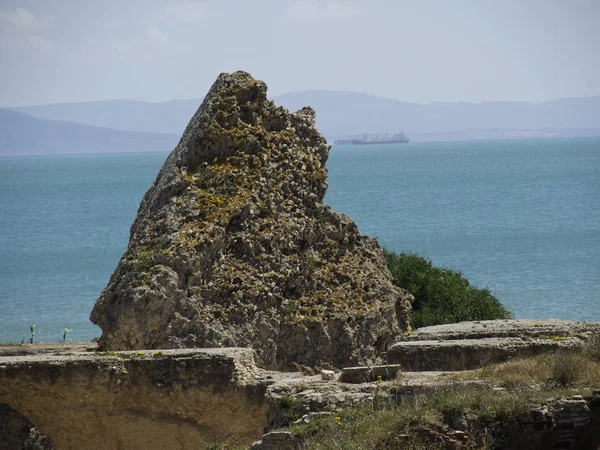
[91,71,412,370]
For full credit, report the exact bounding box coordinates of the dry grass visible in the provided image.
[281,344,600,450]
[464,351,600,389]
[582,334,600,361]
[291,383,576,450]
[292,377,600,450]
[278,348,600,450]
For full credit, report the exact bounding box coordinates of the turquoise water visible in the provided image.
[1,138,599,342]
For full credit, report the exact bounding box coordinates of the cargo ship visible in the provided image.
[334,131,409,145]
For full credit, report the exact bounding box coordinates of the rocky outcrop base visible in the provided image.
[1,320,598,449]
[389,319,600,371]
[0,347,267,450]
[403,319,600,341]
[338,364,401,383]
[508,394,600,450]
[389,337,583,371]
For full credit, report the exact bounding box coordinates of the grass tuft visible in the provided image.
[291,384,555,450]
[464,352,600,388]
[581,333,600,361]
[549,352,585,388]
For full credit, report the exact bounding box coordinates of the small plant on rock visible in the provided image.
[61,327,73,343]
[28,323,36,344]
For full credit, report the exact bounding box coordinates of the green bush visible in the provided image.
[384,250,512,328]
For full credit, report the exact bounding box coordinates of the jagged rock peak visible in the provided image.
[91,71,412,370]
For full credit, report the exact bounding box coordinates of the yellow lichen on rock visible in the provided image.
[90,71,412,370]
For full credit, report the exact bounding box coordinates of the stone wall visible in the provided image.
[0,348,268,450]
[508,394,600,450]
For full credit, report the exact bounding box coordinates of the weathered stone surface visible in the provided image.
[388,319,600,371]
[0,348,267,450]
[265,373,381,430]
[2,341,598,449]
[0,344,463,448]
[402,319,600,342]
[507,396,600,450]
[0,342,93,358]
[23,427,55,450]
[293,411,333,425]
[0,402,54,450]
[250,431,303,450]
[263,370,477,431]
[339,364,401,383]
[320,369,336,381]
[388,337,583,371]
[90,71,411,370]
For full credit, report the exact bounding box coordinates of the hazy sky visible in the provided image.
[1,0,599,106]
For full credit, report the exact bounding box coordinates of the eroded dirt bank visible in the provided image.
[0,347,268,449]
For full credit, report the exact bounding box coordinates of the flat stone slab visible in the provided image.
[0,347,268,449]
[403,319,600,342]
[339,364,402,383]
[0,342,95,357]
[388,336,584,371]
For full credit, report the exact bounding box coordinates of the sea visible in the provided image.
[0,138,599,342]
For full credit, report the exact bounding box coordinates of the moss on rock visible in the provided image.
[91,71,412,369]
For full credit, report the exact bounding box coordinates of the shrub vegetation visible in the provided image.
[384,250,513,328]
[288,351,600,450]
[582,333,600,361]
[290,383,573,450]
[467,352,600,388]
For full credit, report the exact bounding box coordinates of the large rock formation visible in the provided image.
[91,71,412,369]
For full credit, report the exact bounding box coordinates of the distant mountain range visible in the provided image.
[2,91,599,156]
[12,91,600,140]
[14,99,200,137]
[0,109,178,157]
[275,92,600,140]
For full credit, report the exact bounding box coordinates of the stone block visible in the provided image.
[339,364,401,383]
